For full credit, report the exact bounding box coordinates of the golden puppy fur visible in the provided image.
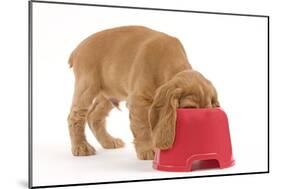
[67,26,219,160]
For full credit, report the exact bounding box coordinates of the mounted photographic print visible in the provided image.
[28,0,269,188]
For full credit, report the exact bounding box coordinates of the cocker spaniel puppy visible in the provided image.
[67,26,220,160]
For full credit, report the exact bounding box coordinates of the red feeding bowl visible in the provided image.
[153,108,234,172]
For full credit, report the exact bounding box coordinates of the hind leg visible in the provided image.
[67,80,99,156]
[87,95,125,149]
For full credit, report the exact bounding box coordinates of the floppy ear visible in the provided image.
[149,81,182,150]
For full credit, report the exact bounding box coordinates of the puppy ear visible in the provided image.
[149,81,182,150]
[207,80,220,108]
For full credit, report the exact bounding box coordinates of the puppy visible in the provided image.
[67,26,220,160]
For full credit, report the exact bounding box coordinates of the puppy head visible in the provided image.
[148,70,220,150]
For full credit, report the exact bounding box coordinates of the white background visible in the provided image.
[0,0,280,189]
[32,1,267,186]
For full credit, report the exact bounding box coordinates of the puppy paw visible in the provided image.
[137,150,155,160]
[101,138,125,149]
[72,142,96,156]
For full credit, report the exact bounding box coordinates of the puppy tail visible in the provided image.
[68,51,75,68]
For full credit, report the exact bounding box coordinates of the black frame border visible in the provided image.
[28,0,270,188]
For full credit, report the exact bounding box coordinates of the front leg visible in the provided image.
[128,96,155,160]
